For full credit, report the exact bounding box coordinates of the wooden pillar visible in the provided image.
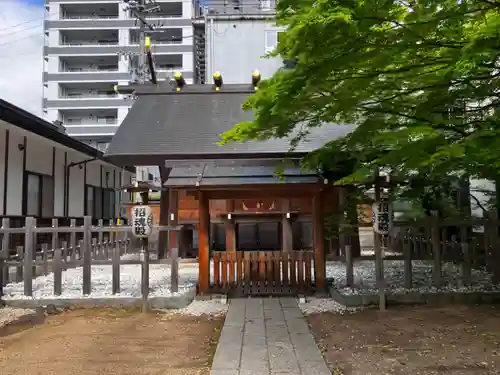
[337,187,347,257]
[140,191,150,250]
[313,190,326,291]
[282,199,293,251]
[198,191,210,294]
[373,168,386,310]
[225,200,235,251]
[168,189,179,254]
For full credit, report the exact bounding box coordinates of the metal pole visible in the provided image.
[138,22,146,83]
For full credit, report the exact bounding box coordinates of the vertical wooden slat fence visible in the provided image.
[337,217,500,292]
[0,216,183,306]
[212,250,315,296]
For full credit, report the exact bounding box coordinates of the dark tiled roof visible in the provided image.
[105,84,354,165]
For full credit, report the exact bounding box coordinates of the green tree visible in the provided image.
[221,0,500,185]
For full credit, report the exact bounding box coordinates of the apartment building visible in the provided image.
[42,0,195,150]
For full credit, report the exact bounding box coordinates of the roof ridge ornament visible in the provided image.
[252,70,261,90]
[213,71,223,91]
[173,72,185,92]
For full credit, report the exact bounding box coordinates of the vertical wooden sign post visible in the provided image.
[132,205,153,312]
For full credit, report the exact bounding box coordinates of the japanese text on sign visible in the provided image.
[132,205,154,238]
[372,202,392,235]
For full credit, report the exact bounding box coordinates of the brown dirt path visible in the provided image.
[308,305,500,375]
[0,308,224,375]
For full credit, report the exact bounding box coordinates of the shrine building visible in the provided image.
[105,77,354,296]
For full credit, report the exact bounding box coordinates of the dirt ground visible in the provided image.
[308,305,500,375]
[0,308,224,375]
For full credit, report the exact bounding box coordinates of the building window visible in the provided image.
[265,30,284,53]
[259,0,271,11]
[86,185,115,219]
[95,186,103,218]
[25,172,54,217]
[26,174,40,216]
[86,185,94,217]
[103,189,115,219]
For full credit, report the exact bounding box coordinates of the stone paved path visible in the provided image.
[210,297,331,375]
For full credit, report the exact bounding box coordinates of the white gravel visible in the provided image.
[4,253,498,312]
[328,260,500,295]
[2,264,198,300]
[172,300,229,317]
[298,297,358,315]
[0,307,37,328]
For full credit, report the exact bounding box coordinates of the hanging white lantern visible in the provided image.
[132,205,154,238]
[372,201,393,235]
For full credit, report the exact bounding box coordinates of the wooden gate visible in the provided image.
[211,250,315,296]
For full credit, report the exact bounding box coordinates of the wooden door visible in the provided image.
[236,221,281,251]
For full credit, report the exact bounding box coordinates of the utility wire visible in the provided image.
[0,32,44,48]
[0,50,42,59]
[0,22,44,38]
[0,14,48,32]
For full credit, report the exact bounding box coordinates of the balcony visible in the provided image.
[129,29,183,45]
[59,56,118,73]
[129,54,183,73]
[129,2,183,18]
[61,91,118,99]
[61,109,119,127]
[58,83,119,100]
[201,0,276,16]
[59,30,118,46]
[60,3,119,20]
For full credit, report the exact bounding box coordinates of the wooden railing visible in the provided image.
[212,250,315,296]
[0,216,182,302]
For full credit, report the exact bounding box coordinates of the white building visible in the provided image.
[0,99,134,219]
[203,0,284,83]
[42,0,195,149]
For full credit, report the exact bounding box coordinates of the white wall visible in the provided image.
[206,19,285,83]
[5,130,24,216]
[0,119,133,218]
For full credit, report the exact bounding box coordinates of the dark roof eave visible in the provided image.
[104,151,310,166]
[0,99,134,173]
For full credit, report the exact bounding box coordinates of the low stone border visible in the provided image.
[329,286,500,307]
[1,287,197,310]
[0,308,45,331]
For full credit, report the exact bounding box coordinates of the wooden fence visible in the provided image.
[340,217,500,289]
[0,216,182,302]
[212,250,315,296]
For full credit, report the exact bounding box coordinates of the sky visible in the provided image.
[0,0,45,116]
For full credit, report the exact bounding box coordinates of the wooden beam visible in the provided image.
[225,200,235,252]
[313,191,326,291]
[198,191,210,294]
[282,199,293,252]
[168,189,179,253]
[185,187,324,200]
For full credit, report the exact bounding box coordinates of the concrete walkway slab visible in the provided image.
[210,297,330,375]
